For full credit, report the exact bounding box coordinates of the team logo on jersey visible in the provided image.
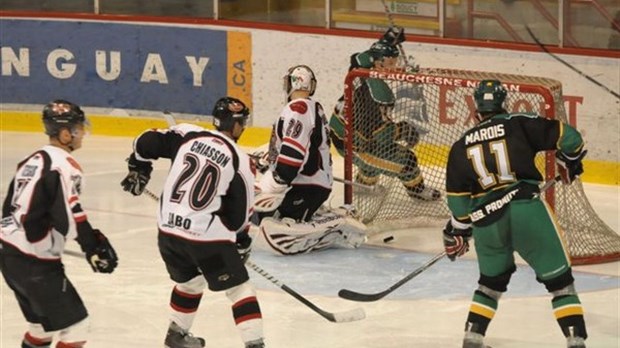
[21,165,37,177]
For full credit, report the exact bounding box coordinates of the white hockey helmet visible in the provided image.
[283,65,317,96]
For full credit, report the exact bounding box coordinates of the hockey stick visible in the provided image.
[333,176,380,191]
[378,0,416,71]
[162,110,177,126]
[337,251,446,302]
[524,25,620,100]
[245,260,366,323]
[533,174,562,199]
[64,249,85,258]
[143,188,160,202]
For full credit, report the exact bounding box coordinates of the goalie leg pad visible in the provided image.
[260,213,367,255]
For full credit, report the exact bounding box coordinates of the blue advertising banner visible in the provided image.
[0,19,251,115]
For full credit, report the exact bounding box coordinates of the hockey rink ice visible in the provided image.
[1,131,618,348]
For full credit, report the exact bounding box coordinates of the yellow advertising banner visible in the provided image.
[227,31,253,111]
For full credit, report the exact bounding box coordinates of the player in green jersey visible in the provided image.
[444,80,588,348]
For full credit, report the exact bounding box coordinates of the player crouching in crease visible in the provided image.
[253,65,367,255]
[0,100,118,348]
[443,80,588,348]
[120,97,265,348]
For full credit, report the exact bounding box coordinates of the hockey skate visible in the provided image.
[245,339,266,348]
[566,330,586,348]
[164,322,205,348]
[565,326,586,348]
[566,336,586,348]
[462,331,490,348]
[21,339,51,348]
[407,184,441,201]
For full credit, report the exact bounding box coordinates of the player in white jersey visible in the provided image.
[1,100,118,348]
[120,97,265,348]
[255,65,367,255]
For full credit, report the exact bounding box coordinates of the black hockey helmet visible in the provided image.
[42,99,87,137]
[284,65,317,96]
[368,40,400,61]
[474,80,507,114]
[212,96,250,132]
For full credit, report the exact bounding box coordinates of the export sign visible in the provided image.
[0,19,252,115]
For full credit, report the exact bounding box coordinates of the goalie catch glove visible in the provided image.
[85,230,118,273]
[443,219,472,261]
[236,227,252,264]
[381,26,406,46]
[556,149,587,184]
[120,153,153,196]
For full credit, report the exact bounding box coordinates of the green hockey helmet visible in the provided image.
[474,79,507,114]
[368,40,400,61]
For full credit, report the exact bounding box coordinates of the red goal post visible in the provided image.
[340,67,620,265]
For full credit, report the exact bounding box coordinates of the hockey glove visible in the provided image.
[381,26,406,46]
[120,153,153,196]
[556,149,587,184]
[236,228,252,264]
[396,122,420,147]
[250,151,270,174]
[443,220,472,261]
[85,230,118,273]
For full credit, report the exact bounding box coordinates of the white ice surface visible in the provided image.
[0,132,618,348]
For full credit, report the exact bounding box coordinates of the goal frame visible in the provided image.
[340,67,620,265]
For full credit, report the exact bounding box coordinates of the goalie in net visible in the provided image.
[329,28,441,216]
[254,65,367,255]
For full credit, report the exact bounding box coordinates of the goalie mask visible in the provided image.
[42,99,88,137]
[283,65,317,97]
[474,80,507,119]
[212,96,250,132]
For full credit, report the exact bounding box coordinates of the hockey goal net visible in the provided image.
[340,67,620,265]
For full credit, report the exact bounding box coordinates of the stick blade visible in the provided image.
[337,289,385,302]
[328,307,366,323]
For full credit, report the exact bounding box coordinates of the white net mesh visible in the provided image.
[340,67,620,264]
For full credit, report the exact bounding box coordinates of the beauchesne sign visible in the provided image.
[0,19,252,115]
